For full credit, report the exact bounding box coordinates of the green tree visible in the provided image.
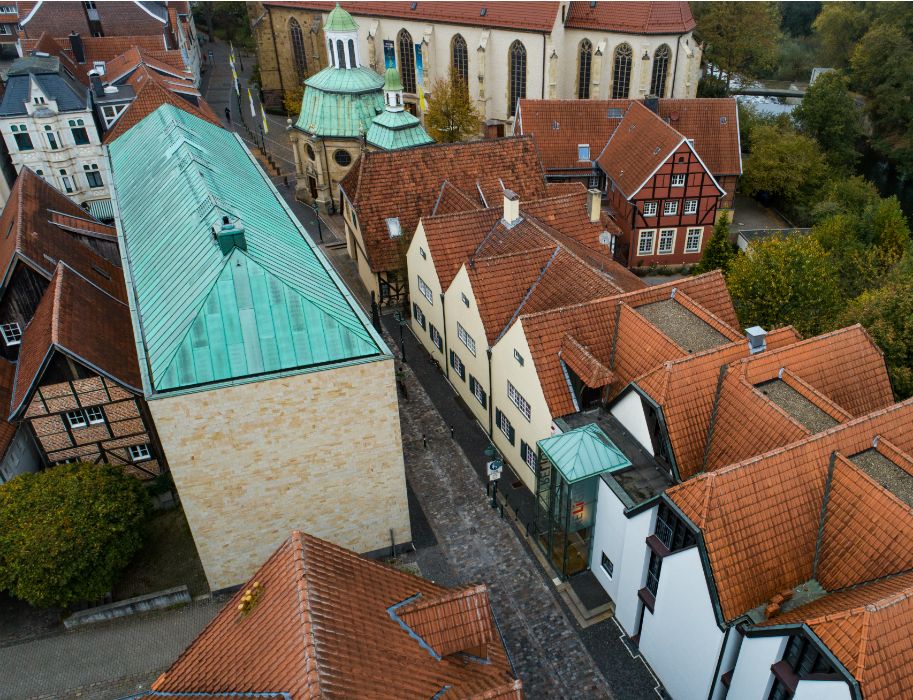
[727,234,841,336]
[424,68,482,143]
[0,463,150,608]
[780,1,822,36]
[843,277,913,399]
[813,2,870,68]
[793,71,863,169]
[812,176,881,222]
[865,196,911,263]
[693,213,735,274]
[694,2,781,88]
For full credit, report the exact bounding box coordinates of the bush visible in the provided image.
[0,463,150,608]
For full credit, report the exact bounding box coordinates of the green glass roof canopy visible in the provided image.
[537,424,633,483]
[109,105,387,396]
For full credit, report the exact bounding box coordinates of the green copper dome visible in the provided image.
[383,67,403,92]
[296,66,384,137]
[366,108,434,151]
[325,4,358,32]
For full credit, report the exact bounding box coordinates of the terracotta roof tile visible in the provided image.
[152,531,521,699]
[560,334,614,388]
[564,1,695,33]
[423,208,501,291]
[340,137,548,273]
[431,179,484,216]
[0,359,16,458]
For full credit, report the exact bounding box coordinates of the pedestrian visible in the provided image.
[224,106,231,124]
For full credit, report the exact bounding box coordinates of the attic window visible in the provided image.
[410,1,416,8]
[551,120,559,130]
[607,108,623,118]
[386,217,402,239]
[720,116,728,124]
[578,144,590,160]
[480,7,487,16]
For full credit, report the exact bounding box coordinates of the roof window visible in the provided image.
[480,7,487,16]
[720,116,728,124]
[551,120,559,130]
[607,107,623,118]
[386,217,402,239]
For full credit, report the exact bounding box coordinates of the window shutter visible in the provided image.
[480,388,487,409]
[496,408,502,427]
[509,424,515,445]
[469,375,476,393]
[449,349,454,368]
[520,441,528,463]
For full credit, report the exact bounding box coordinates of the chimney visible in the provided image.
[586,188,601,223]
[69,32,85,64]
[214,216,246,255]
[88,69,104,97]
[644,95,659,114]
[502,189,520,227]
[745,326,767,354]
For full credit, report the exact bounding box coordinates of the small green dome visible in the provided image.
[325,4,358,32]
[383,67,403,92]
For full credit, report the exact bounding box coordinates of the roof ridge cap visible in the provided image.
[291,532,323,696]
[473,243,557,266]
[495,246,561,344]
[50,262,64,344]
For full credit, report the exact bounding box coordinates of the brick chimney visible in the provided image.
[503,189,520,227]
[87,69,104,97]
[69,32,85,64]
[586,188,601,223]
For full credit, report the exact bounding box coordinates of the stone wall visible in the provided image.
[150,357,411,591]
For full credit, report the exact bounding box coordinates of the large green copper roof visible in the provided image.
[296,66,384,137]
[366,108,434,150]
[538,424,632,483]
[325,3,358,31]
[109,104,386,396]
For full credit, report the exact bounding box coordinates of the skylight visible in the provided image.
[386,217,402,239]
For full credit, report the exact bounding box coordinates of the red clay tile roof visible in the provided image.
[431,180,484,217]
[0,359,16,459]
[46,211,117,240]
[103,45,190,85]
[341,137,549,273]
[423,208,502,291]
[668,399,913,622]
[10,262,141,418]
[756,570,913,700]
[0,168,125,300]
[517,98,741,177]
[565,1,695,34]
[152,531,522,699]
[561,334,614,388]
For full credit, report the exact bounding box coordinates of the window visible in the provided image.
[671,173,686,187]
[83,163,103,188]
[0,6,15,13]
[429,323,443,351]
[449,349,465,381]
[650,44,671,97]
[419,246,426,260]
[520,440,537,471]
[577,39,592,99]
[417,275,433,303]
[92,60,105,75]
[508,40,526,116]
[66,410,87,429]
[768,634,838,700]
[469,375,487,408]
[495,408,515,444]
[655,502,696,551]
[336,39,346,69]
[69,118,89,145]
[685,227,703,253]
[684,199,698,215]
[457,322,476,356]
[334,149,352,167]
[513,349,524,366]
[601,552,614,578]
[0,322,21,346]
[11,124,32,151]
[577,144,590,161]
[461,293,469,308]
[398,29,416,94]
[658,229,675,255]
[507,380,531,421]
[85,406,105,425]
[646,550,662,598]
[663,200,678,216]
[44,126,59,150]
[611,43,633,99]
[289,18,308,81]
[327,39,334,68]
[348,39,356,68]
[306,143,316,160]
[128,444,151,462]
[101,104,126,127]
[412,302,426,330]
[642,201,657,217]
[637,229,655,256]
[451,34,468,86]
[59,169,74,194]
[386,217,402,238]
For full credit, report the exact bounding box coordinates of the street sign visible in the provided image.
[487,459,503,482]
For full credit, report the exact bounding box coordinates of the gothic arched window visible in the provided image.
[508,40,526,116]
[650,44,671,97]
[336,39,346,69]
[348,39,356,68]
[577,39,593,99]
[612,43,632,99]
[289,18,307,80]
[451,34,469,86]
[398,29,416,93]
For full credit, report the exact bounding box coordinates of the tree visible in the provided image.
[726,234,841,337]
[843,277,913,399]
[693,213,735,274]
[813,2,870,68]
[812,176,881,222]
[780,1,822,37]
[424,68,482,143]
[0,463,150,608]
[283,87,303,117]
[793,71,863,169]
[694,2,781,88]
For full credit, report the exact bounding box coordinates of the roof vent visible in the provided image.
[214,216,246,255]
[745,326,767,354]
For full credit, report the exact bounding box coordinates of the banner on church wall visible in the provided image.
[383,40,395,69]
[414,43,425,111]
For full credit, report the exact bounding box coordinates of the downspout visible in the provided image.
[541,33,547,99]
[670,32,683,98]
[487,347,494,436]
[441,292,449,381]
[267,7,286,95]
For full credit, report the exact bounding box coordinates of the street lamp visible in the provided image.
[311,201,323,243]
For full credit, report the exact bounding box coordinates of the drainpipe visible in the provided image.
[487,347,494,436]
[541,33,547,99]
[267,7,286,95]
[670,32,684,98]
[441,292,449,381]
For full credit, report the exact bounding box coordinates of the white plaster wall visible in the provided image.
[610,390,654,456]
[589,477,626,601]
[613,502,656,635]
[711,627,744,700]
[728,635,788,699]
[794,681,852,700]
[405,221,446,363]
[639,546,725,700]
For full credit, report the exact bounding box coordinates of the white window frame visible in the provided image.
[642,201,657,217]
[0,322,21,346]
[497,410,513,440]
[450,350,465,380]
[685,227,704,253]
[524,442,537,471]
[671,173,686,187]
[430,324,443,351]
[507,380,531,421]
[457,322,476,356]
[85,406,105,425]
[637,229,656,256]
[417,275,433,304]
[473,377,486,406]
[513,349,524,366]
[577,144,590,161]
[413,302,426,329]
[684,199,698,215]
[663,200,678,216]
[658,228,676,255]
[65,410,87,429]
[128,444,151,462]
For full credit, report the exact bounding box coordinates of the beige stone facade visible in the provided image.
[288,131,365,213]
[149,358,411,591]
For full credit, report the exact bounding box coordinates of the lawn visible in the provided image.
[113,507,210,600]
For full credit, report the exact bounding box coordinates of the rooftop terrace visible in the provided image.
[636,299,730,353]
[755,379,839,433]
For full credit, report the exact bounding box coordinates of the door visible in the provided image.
[308,175,318,200]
